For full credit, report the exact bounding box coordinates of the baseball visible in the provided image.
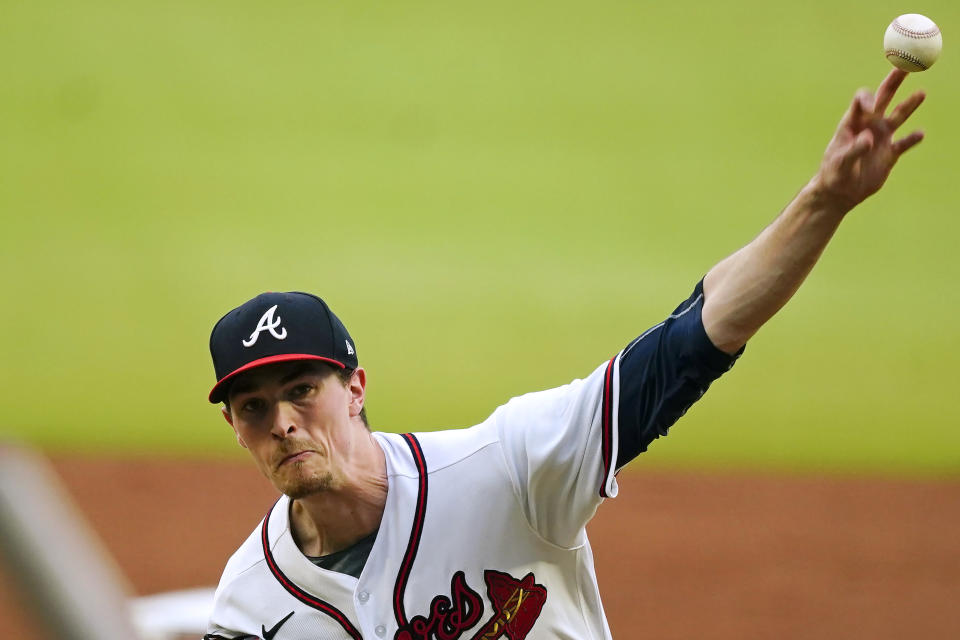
[884,14,942,71]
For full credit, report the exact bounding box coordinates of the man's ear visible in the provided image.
[221,406,248,449]
[348,367,367,419]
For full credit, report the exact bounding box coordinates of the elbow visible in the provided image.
[701,312,752,355]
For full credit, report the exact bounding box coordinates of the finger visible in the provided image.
[873,68,908,116]
[888,91,926,131]
[839,89,872,131]
[839,129,874,172]
[892,130,925,156]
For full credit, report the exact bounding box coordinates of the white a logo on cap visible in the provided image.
[345,340,355,356]
[243,304,288,347]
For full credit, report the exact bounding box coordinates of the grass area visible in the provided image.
[1,0,957,474]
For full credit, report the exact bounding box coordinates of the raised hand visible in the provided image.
[815,68,926,213]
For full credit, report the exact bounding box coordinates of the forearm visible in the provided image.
[701,177,849,354]
[700,70,925,355]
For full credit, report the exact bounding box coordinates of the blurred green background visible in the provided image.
[1,0,956,475]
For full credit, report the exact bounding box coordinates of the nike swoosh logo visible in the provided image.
[262,611,295,640]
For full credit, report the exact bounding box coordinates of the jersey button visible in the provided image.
[357,590,370,603]
[375,624,386,637]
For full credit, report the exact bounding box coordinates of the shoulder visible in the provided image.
[208,498,291,632]
[219,522,266,584]
[374,423,501,475]
[494,361,610,427]
[212,498,281,599]
[372,364,610,468]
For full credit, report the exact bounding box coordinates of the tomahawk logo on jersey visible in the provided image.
[206,281,740,639]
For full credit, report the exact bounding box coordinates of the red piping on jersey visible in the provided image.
[394,433,428,627]
[600,357,615,498]
[260,501,363,640]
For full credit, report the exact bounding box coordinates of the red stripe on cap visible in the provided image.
[208,353,346,403]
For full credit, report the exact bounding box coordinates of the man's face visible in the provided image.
[222,361,366,499]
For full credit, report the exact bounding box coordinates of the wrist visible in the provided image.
[803,174,857,220]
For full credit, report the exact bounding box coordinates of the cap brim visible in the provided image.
[208,354,346,403]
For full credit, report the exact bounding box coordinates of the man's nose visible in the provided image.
[270,402,298,438]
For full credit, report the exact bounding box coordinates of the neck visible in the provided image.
[289,432,388,557]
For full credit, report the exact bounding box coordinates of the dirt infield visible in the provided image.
[2,456,958,639]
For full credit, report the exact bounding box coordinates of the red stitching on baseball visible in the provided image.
[893,19,940,39]
[885,49,929,70]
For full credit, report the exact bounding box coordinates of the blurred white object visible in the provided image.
[129,587,217,640]
[0,446,144,640]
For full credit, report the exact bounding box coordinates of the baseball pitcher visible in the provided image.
[203,70,925,639]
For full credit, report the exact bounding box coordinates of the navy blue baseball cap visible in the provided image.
[208,292,358,403]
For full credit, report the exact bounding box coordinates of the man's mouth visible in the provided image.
[277,450,315,467]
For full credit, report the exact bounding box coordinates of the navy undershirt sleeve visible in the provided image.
[615,279,743,468]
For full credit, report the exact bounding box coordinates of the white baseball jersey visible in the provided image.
[206,280,741,640]
[206,358,621,640]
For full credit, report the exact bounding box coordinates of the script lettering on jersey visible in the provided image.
[395,571,484,640]
[243,304,288,347]
[395,570,546,640]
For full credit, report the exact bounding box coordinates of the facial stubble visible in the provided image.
[276,457,336,499]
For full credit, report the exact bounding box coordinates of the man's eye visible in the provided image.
[290,384,313,398]
[242,399,264,413]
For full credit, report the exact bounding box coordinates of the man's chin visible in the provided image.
[275,470,334,500]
